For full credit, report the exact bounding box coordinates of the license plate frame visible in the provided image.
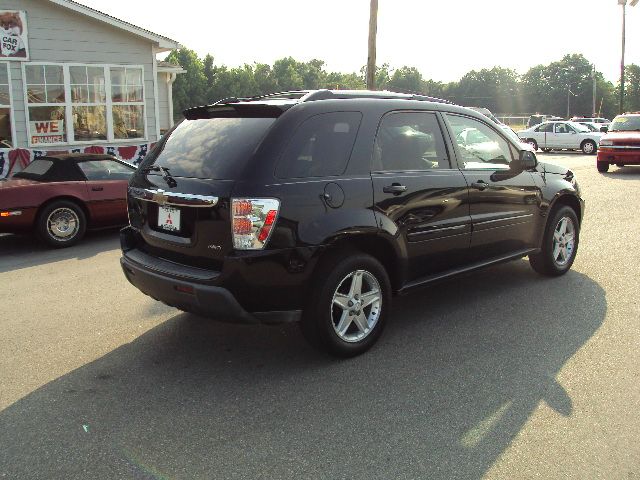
[157,205,181,232]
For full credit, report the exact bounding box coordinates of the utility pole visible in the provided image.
[592,64,597,116]
[366,0,378,90]
[620,0,627,114]
[619,0,639,114]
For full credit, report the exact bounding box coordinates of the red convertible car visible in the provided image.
[0,154,136,247]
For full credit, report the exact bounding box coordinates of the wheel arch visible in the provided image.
[549,193,582,226]
[35,196,91,226]
[318,233,404,293]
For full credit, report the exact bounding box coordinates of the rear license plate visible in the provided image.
[157,205,181,232]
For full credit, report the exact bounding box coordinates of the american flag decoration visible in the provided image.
[0,143,158,178]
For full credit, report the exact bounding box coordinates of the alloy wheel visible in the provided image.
[47,207,80,241]
[552,216,575,267]
[331,270,382,343]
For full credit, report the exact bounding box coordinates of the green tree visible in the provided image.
[165,48,207,119]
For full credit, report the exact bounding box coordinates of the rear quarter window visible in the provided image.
[275,112,362,178]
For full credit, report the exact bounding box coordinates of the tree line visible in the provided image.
[166,49,640,121]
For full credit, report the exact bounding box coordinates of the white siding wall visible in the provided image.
[0,0,160,147]
[157,72,170,133]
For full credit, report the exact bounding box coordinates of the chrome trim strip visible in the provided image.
[407,224,466,237]
[129,188,219,207]
[474,213,534,226]
[599,145,640,150]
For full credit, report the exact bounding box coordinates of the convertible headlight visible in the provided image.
[599,139,613,146]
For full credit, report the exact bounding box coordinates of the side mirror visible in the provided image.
[600,126,608,132]
[513,150,538,170]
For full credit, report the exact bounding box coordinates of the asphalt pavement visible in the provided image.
[0,153,638,479]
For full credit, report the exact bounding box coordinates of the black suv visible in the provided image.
[120,90,584,357]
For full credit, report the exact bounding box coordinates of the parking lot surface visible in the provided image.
[1,153,639,479]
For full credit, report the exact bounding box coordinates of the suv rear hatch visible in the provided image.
[127,103,286,270]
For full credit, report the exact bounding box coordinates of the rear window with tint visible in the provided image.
[146,117,276,179]
[276,112,362,178]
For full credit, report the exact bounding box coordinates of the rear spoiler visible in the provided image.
[183,102,290,120]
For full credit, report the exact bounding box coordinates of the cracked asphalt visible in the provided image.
[0,153,638,479]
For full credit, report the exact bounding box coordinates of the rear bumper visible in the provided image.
[597,149,640,164]
[119,227,315,324]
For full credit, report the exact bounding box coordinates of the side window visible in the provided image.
[275,112,362,178]
[78,159,133,180]
[445,114,513,169]
[555,123,570,134]
[373,112,450,171]
[536,123,553,132]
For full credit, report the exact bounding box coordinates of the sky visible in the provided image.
[79,0,640,84]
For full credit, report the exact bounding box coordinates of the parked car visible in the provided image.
[527,114,563,128]
[0,154,135,247]
[575,121,606,133]
[571,116,610,129]
[517,121,603,154]
[120,90,584,357]
[596,112,640,172]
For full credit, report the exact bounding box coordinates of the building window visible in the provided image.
[110,67,144,140]
[0,63,13,147]
[23,63,145,146]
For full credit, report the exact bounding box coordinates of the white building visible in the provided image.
[0,0,183,174]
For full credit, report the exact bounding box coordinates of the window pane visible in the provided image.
[88,85,106,103]
[25,65,45,84]
[126,85,143,102]
[373,112,450,171]
[126,69,142,86]
[111,85,125,102]
[28,106,66,145]
[446,114,512,169]
[276,112,362,178]
[27,85,46,103]
[0,85,9,105]
[0,66,7,85]
[69,66,87,84]
[113,105,144,139]
[45,65,64,84]
[110,67,125,86]
[87,67,104,84]
[71,85,88,103]
[46,85,66,103]
[0,107,12,147]
[73,106,107,141]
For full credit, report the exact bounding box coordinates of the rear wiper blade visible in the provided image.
[141,165,177,188]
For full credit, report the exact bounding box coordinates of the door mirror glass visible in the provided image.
[514,150,537,170]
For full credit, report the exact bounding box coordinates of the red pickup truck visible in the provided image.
[597,113,640,172]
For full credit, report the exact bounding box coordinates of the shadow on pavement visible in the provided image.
[0,230,120,274]
[0,260,606,479]
[601,166,640,179]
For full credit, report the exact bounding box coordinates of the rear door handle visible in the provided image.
[383,184,407,195]
[470,181,488,191]
[92,186,104,191]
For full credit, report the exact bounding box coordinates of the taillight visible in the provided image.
[231,198,280,250]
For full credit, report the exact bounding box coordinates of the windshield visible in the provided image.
[608,115,640,132]
[142,117,276,179]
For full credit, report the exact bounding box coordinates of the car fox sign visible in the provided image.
[0,10,28,60]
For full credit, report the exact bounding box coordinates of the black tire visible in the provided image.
[541,148,552,153]
[615,163,625,167]
[36,200,87,248]
[300,251,392,357]
[529,206,579,277]
[526,139,538,151]
[581,140,597,155]
[597,161,609,173]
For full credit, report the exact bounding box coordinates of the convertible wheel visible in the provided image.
[597,161,609,173]
[37,200,87,248]
[301,252,391,357]
[529,206,579,276]
[581,140,596,155]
